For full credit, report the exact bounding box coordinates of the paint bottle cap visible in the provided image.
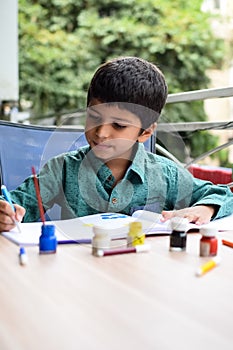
[170,217,189,231]
[19,246,26,255]
[199,227,218,237]
[93,225,111,236]
[128,221,143,235]
[92,225,111,255]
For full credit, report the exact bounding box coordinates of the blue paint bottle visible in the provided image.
[39,224,57,254]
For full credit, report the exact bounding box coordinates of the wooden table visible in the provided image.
[0,229,233,350]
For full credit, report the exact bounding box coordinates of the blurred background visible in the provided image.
[1,0,233,166]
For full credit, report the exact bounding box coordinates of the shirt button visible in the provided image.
[112,197,118,204]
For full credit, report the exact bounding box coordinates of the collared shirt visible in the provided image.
[6,143,233,222]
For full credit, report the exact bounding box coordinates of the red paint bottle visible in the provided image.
[199,228,218,257]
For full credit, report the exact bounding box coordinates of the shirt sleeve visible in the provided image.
[190,177,233,219]
[4,154,65,222]
[167,161,233,219]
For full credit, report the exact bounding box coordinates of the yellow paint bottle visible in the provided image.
[127,221,145,247]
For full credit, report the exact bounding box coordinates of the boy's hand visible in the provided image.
[161,205,216,225]
[0,200,25,232]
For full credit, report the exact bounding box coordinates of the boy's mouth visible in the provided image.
[93,140,112,149]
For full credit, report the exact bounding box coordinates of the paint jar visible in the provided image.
[169,217,189,251]
[92,225,111,256]
[199,228,218,257]
[39,224,57,254]
[127,221,145,247]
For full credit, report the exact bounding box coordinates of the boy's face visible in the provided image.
[85,100,154,161]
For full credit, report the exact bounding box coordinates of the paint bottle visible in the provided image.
[199,228,218,257]
[169,217,189,251]
[127,221,145,247]
[92,225,111,256]
[39,224,57,254]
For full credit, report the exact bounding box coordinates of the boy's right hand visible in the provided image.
[0,200,25,232]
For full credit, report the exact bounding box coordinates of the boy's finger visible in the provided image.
[13,205,25,222]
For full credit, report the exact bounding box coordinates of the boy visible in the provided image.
[0,56,233,232]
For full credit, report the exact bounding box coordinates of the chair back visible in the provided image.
[0,121,155,219]
[0,121,87,190]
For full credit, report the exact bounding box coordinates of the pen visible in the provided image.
[222,239,233,249]
[58,239,92,245]
[195,256,221,277]
[19,246,28,265]
[97,244,151,257]
[1,185,21,233]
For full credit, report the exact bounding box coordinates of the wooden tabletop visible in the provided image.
[0,230,233,350]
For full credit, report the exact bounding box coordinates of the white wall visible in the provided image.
[0,0,18,101]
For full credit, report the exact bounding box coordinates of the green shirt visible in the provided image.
[5,143,233,222]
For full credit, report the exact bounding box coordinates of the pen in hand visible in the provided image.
[1,185,21,233]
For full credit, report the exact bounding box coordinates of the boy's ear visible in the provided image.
[137,123,157,143]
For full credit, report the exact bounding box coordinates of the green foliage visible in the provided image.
[218,149,232,168]
[19,0,223,114]
[183,130,219,159]
[18,0,224,160]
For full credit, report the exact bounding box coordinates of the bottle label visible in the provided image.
[127,234,145,247]
[92,236,110,256]
[200,240,217,257]
[169,231,186,251]
[200,242,211,257]
[127,222,145,247]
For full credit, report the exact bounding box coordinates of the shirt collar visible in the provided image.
[125,143,146,183]
[85,143,146,183]
[85,146,112,182]
[85,146,105,173]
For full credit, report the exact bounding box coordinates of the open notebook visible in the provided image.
[2,210,232,246]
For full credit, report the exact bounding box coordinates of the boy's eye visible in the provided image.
[112,122,127,130]
[87,114,127,129]
[87,113,101,123]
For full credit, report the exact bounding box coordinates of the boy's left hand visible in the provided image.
[161,205,216,225]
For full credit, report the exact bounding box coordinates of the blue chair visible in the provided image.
[0,121,87,190]
[0,121,88,220]
[0,120,155,219]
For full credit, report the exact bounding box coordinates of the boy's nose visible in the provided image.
[95,124,111,138]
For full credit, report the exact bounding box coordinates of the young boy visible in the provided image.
[0,56,233,232]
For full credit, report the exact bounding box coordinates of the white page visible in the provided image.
[2,211,232,246]
[199,212,233,231]
[2,219,92,246]
[1,211,169,246]
[1,213,132,246]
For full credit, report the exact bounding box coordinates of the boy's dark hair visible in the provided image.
[87,56,168,128]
